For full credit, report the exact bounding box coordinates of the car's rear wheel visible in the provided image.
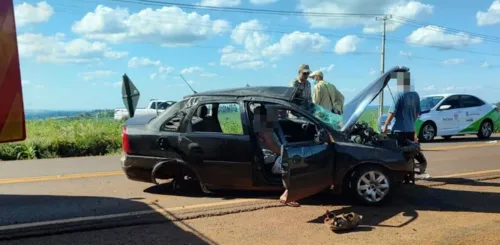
[477,120,493,139]
[419,121,436,142]
[349,165,392,206]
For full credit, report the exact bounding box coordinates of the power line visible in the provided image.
[392,16,500,43]
[110,0,382,17]
[30,1,500,58]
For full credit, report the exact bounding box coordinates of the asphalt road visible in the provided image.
[0,138,499,242]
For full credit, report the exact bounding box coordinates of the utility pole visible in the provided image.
[375,14,392,117]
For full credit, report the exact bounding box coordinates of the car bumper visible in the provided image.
[121,154,155,183]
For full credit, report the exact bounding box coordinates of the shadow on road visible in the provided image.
[423,135,500,144]
[143,181,281,201]
[303,177,500,231]
[0,194,216,244]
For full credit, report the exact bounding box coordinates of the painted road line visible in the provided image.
[0,198,263,231]
[423,142,500,151]
[0,171,124,184]
[433,169,500,178]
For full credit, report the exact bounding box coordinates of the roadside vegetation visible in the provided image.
[0,118,122,160]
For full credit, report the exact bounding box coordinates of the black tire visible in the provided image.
[442,135,452,140]
[418,121,436,142]
[477,120,493,139]
[349,165,393,206]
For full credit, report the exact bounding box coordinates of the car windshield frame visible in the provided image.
[420,96,444,111]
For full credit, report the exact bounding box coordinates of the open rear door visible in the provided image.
[0,0,26,143]
[281,142,333,203]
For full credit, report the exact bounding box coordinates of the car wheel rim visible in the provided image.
[423,125,435,140]
[481,122,492,136]
[356,170,390,203]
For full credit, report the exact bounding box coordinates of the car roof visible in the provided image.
[183,86,297,101]
[421,93,453,98]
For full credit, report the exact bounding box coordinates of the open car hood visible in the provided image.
[340,66,410,132]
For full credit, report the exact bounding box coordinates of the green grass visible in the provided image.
[0,118,122,161]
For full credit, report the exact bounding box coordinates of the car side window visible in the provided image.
[440,95,460,109]
[191,103,243,135]
[161,112,185,132]
[461,95,484,108]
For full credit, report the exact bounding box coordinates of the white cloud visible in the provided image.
[18,33,119,64]
[369,68,377,75]
[200,73,218,77]
[14,1,54,27]
[476,0,500,26]
[406,25,483,49]
[72,5,231,46]
[208,62,216,66]
[80,70,115,81]
[334,35,362,55]
[104,51,128,60]
[442,58,465,65]
[481,61,491,68]
[250,0,279,5]
[181,66,204,74]
[199,0,241,7]
[262,31,330,59]
[298,0,433,33]
[34,84,45,89]
[320,64,336,72]
[128,57,174,76]
[399,50,412,57]
[128,57,161,68]
[222,22,329,69]
[231,19,270,52]
[219,45,264,69]
[363,1,434,33]
[21,80,30,86]
[150,73,158,80]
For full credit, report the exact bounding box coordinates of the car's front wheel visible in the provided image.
[477,120,493,139]
[349,165,392,206]
[419,121,436,142]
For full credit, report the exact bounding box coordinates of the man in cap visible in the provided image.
[310,70,344,115]
[289,64,313,111]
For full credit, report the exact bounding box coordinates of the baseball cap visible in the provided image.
[309,70,323,78]
[298,64,311,74]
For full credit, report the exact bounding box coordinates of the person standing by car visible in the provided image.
[381,78,421,143]
[309,70,344,115]
[289,64,313,112]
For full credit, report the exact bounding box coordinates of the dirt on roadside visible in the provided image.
[179,177,500,245]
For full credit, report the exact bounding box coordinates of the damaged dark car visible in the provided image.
[120,66,427,205]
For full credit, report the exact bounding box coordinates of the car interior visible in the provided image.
[248,102,319,179]
[191,104,223,133]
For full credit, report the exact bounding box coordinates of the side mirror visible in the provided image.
[438,104,451,110]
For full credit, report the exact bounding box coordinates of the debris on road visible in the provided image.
[324,210,363,232]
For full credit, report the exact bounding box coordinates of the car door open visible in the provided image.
[278,111,334,203]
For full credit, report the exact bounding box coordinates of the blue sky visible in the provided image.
[13,0,500,110]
